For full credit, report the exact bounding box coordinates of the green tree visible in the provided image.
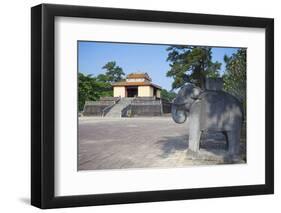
[222,49,246,113]
[78,73,95,111]
[96,73,110,82]
[78,73,112,111]
[160,89,177,102]
[78,61,125,111]
[222,49,246,101]
[166,46,221,89]
[102,61,125,82]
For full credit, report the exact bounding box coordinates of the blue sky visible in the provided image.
[78,41,241,90]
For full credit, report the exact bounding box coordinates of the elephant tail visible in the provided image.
[238,100,245,124]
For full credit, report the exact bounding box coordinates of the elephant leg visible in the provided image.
[222,131,229,151]
[188,129,202,153]
[188,101,202,153]
[225,130,240,157]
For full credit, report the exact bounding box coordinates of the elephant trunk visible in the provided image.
[171,103,187,124]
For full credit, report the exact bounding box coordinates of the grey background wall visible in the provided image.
[0,0,279,212]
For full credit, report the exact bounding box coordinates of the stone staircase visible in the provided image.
[105,98,133,117]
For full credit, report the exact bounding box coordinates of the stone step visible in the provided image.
[104,98,132,117]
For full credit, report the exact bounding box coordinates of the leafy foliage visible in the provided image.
[166,46,221,89]
[102,61,125,82]
[78,73,112,111]
[78,61,125,111]
[222,49,246,101]
[160,89,177,102]
[222,49,246,114]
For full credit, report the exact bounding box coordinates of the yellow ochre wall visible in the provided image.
[138,86,153,97]
[156,89,161,98]
[113,86,161,98]
[113,86,126,97]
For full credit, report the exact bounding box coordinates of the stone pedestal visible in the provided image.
[205,78,223,91]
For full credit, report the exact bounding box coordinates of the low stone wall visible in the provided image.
[83,100,115,116]
[162,100,172,114]
[99,97,120,101]
[131,104,162,117]
[133,97,156,102]
[122,98,171,117]
[83,97,172,117]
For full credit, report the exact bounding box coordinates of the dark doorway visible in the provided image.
[127,86,138,97]
[153,88,157,97]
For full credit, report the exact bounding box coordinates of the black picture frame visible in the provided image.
[31,3,274,209]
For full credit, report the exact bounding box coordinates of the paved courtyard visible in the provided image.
[78,117,246,170]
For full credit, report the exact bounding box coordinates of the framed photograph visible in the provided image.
[31,4,274,209]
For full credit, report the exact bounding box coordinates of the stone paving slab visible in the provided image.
[78,117,246,171]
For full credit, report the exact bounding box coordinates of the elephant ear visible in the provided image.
[190,87,202,99]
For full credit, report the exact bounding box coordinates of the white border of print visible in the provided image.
[55,17,265,196]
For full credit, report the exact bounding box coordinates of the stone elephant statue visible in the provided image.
[171,83,243,158]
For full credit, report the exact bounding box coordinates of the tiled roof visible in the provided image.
[127,72,151,81]
[112,81,162,89]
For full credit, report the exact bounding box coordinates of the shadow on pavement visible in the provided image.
[156,135,189,158]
